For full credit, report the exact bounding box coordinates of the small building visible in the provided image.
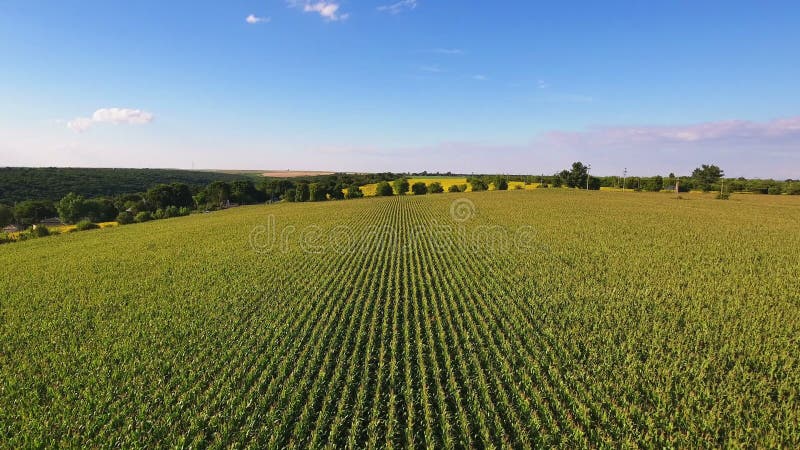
[2,224,21,233]
[39,217,64,226]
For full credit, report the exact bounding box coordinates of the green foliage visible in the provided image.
[308,183,327,202]
[411,182,428,195]
[203,181,232,208]
[393,179,410,195]
[230,180,265,204]
[345,185,364,199]
[29,225,51,238]
[57,192,86,224]
[558,162,590,188]
[116,211,135,225]
[768,186,782,195]
[428,182,444,193]
[692,164,724,192]
[146,183,195,210]
[0,204,13,227]
[375,181,394,196]
[134,211,153,223]
[0,167,249,204]
[493,177,508,190]
[469,178,488,191]
[295,183,310,202]
[14,200,56,225]
[75,220,100,231]
[447,184,461,193]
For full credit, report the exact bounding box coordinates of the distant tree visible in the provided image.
[283,189,297,202]
[560,162,589,188]
[75,220,100,231]
[411,182,428,195]
[145,184,177,210]
[295,183,310,202]
[328,183,346,200]
[170,183,195,208]
[30,225,51,238]
[57,192,87,224]
[428,182,444,193]
[345,185,364,199]
[15,200,56,225]
[587,176,601,190]
[0,204,13,227]
[308,183,327,202]
[230,180,264,204]
[205,181,232,207]
[134,211,153,223]
[643,175,664,192]
[493,177,508,190]
[786,183,800,195]
[691,164,724,192]
[447,184,461,193]
[393,179,410,195]
[84,198,118,222]
[469,178,488,191]
[116,211,134,225]
[376,181,394,196]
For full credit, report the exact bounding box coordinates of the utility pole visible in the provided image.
[586,164,591,190]
[623,168,627,192]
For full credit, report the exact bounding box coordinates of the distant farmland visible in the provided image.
[1,190,798,447]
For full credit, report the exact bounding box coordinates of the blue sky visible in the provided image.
[2,1,800,177]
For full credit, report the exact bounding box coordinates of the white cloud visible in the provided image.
[246,14,270,24]
[378,0,417,14]
[289,1,349,21]
[66,117,95,133]
[428,48,464,55]
[472,74,488,81]
[67,108,154,133]
[419,65,443,73]
[537,79,549,89]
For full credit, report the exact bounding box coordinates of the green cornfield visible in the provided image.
[1,190,798,448]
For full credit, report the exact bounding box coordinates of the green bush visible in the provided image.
[345,185,364,199]
[376,182,394,197]
[135,211,153,223]
[75,220,100,231]
[470,179,488,191]
[767,186,782,195]
[447,185,460,193]
[30,225,51,238]
[393,179,410,195]
[116,211,134,225]
[428,182,444,194]
[411,182,428,195]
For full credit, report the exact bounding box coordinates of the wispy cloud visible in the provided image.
[245,14,270,24]
[543,116,800,147]
[289,1,349,21]
[537,79,549,89]
[418,48,465,55]
[472,74,488,81]
[378,0,418,14]
[67,108,154,133]
[419,65,443,73]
